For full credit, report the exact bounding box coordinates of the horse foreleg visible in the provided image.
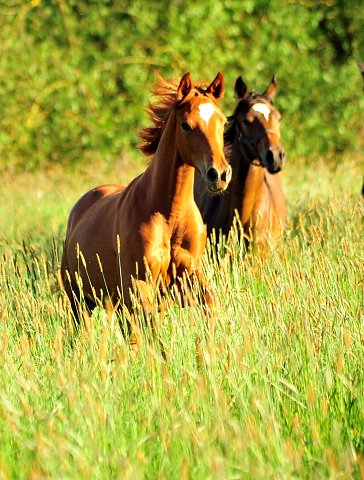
[176,270,219,339]
[128,278,166,358]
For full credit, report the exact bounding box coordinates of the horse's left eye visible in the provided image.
[181,122,192,131]
[242,118,251,126]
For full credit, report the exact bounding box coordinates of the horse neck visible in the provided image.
[229,135,265,217]
[144,112,195,217]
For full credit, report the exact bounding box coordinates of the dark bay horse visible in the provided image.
[61,72,231,321]
[194,75,286,253]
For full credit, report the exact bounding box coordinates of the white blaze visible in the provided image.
[198,103,215,125]
[252,103,271,121]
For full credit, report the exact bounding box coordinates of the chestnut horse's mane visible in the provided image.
[138,73,211,158]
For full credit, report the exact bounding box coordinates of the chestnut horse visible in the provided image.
[194,75,286,252]
[61,72,231,321]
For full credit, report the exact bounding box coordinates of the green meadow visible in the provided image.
[0,154,363,479]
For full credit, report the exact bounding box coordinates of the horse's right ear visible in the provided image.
[235,77,248,101]
[177,72,193,100]
[264,75,277,101]
[206,72,225,99]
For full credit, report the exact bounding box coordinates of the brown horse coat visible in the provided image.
[61,72,231,319]
[194,75,286,251]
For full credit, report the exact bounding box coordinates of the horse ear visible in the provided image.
[264,75,277,101]
[207,72,225,99]
[177,72,193,100]
[235,77,248,101]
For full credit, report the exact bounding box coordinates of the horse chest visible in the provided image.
[140,215,203,282]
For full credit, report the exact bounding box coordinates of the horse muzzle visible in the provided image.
[263,146,286,174]
[202,164,232,192]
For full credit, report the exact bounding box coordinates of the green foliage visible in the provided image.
[0,0,364,169]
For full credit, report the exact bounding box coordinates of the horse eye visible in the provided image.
[181,122,192,131]
[242,118,251,126]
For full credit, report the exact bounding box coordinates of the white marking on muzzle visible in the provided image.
[199,104,215,126]
[252,103,271,121]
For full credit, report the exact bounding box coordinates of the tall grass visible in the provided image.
[0,156,363,479]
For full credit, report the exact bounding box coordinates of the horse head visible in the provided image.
[234,75,286,174]
[175,72,232,192]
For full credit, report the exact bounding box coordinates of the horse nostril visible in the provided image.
[280,149,286,161]
[221,165,232,184]
[206,167,219,183]
[266,150,274,165]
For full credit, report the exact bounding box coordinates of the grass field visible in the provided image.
[0,153,364,479]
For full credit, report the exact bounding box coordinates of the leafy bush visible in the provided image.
[0,0,363,170]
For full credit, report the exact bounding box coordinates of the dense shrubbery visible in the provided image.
[0,0,363,170]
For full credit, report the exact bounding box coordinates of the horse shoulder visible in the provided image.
[250,173,285,249]
[170,206,207,271]
[136,213,171,279]
[263,173,286,224]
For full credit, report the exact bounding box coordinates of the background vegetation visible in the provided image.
[1,0,364,170]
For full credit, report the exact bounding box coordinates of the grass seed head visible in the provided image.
[96,253,103,272]
[79,251,86,269]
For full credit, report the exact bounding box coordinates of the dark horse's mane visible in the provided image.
[224,90,275,152]
[138,74,212,159]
